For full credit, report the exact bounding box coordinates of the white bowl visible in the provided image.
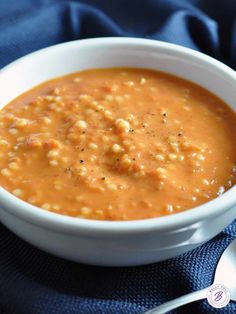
[0,38,235,266]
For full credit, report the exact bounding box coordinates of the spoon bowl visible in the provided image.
[143,238,236,313]
[214,239,236,299]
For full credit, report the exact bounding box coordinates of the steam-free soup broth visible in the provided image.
[0,68,235,220]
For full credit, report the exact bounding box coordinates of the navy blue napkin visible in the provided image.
[0,1,236,313]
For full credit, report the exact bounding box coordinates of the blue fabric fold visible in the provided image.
[0,1,235,313]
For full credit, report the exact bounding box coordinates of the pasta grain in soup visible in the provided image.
[0,68,235,220]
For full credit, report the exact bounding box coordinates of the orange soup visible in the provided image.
[0,68,235,220]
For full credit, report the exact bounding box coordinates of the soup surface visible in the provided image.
[0,68,235,220]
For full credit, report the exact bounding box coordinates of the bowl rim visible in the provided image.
[0,37,235,235]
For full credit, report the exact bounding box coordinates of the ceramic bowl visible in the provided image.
[0,37,235,266]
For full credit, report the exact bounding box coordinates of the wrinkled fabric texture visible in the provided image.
[0,0,236,313]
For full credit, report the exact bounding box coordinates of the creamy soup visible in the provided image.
[0,68,235,220]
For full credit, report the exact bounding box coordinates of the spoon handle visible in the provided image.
[143,287,208,314]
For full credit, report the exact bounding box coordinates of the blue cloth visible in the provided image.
[0,1,236,313]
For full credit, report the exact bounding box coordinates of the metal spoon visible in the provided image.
[143,238,236,314]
